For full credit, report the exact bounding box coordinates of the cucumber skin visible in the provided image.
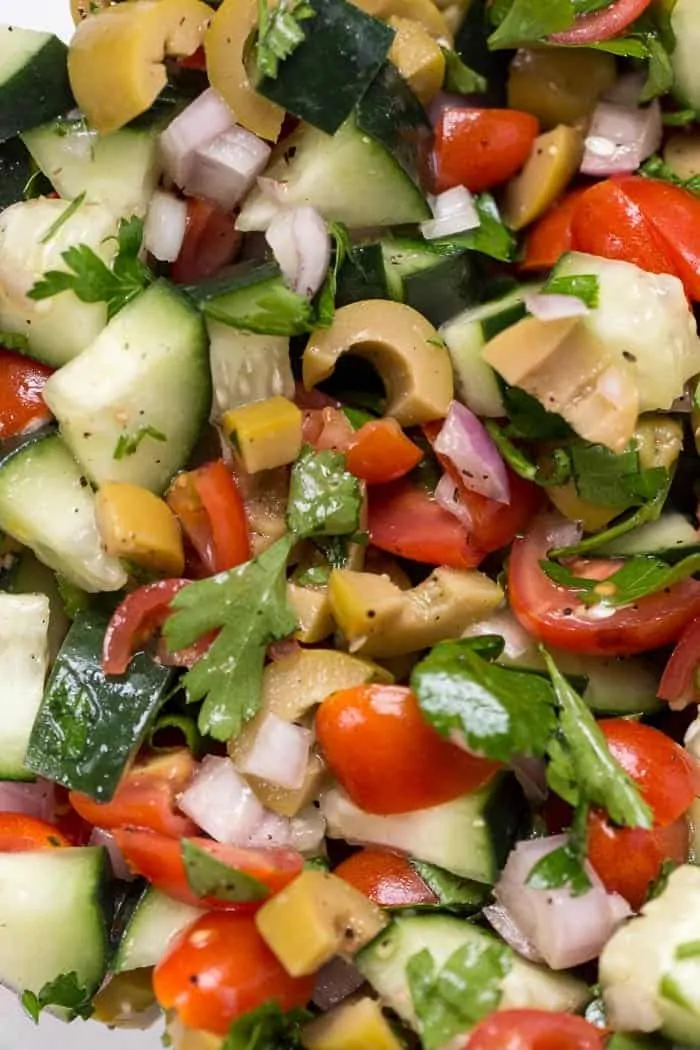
[0,33,74,142]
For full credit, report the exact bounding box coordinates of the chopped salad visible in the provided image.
[2,0,700,1046]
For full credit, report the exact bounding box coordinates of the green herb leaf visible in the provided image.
[440,48,487,93]
[407,941,510,1050]
[502,385,571,440]
[641,153,700,196]
[663,107,698,126]
[315,221,351,328]
[287,445,362,540]
[542,649,652,828]
[0,329,29,352]
[640,33,674,101]
[181,840,270,902]
[488,0,575,49]
[485,422,571,487]
[429,194,516,262]
[410,860,488,913]
[40,192,86,245]
[149,712,203,756]
[542,550,700,608]
[526,839,592,897]
[569,441,668,510]
[113,424,167,460]
[411,636,557,762]
[55,574,91,620]
[341,405,376,430]
[256,0,316,79]
[646,859,679,904]
[164,537,297,741]
[542,273,600,308]
[21,972,94,1024]
[223,1002,311,1050]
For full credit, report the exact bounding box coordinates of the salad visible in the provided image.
[3,0,700,1046]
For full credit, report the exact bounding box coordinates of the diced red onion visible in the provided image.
[159,88,235,187]
[0,779,56,822]
[89,827,134,881]
[508,755,548,805]
[265,206,331,299]
[545,513,584,554]
[143,190,187,263]
[483,903,545,963]
[421,187,480,240]
[581,100,662,177]
[257,176,290,205]
[313,957,365,1011]
[178,755,266,844]
[185,126,271,213]
[493,836,631,969]
[434,400,511,504]
[236,713,312,791]
[524,292,590,321]
[434,472,473,528]
[603,72,646,107]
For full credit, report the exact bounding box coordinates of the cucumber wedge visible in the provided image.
[0,26,73,142]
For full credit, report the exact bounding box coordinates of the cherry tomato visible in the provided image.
[315,684,500,814]
[102,579,190,675]
[521,189,587,272]
[70,749,199,839]
[508,515,700,655]
[466,1009,606,1050]
[171,198,241,285]
[346,419,423,485]
[167,460,251,576]
[550,0,653,43]
[154,912,314,1035]
[0,350,53,439]
[334,848,438,907]
[301,406,354,452]
[0,813,70,851]
[658,615,700,710]
[433,108,539,194]
[114,828,304,909]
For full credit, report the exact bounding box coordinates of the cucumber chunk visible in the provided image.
[0,26,73,142]
[114,887,204,974]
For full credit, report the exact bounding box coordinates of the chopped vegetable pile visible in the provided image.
[4,0,700,1047]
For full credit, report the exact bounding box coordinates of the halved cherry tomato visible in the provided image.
[521,189,587,272]
[508,515,700,655]
[0,813,70,851]
[315,684,500,814]
[154,912,315,1036]
[0,350,53,439]
[301,406,355,452]
[102,579,190,675]
[551,0,653,43]
[346,419,423,485]
[334,848,438,907]
[167,460,251,576]
[113,828,304,909]
[658,615,700,710]
[433,108,539,194]
[171,198,241,285]
[466,1009,606,1050]
[70,749,199,839]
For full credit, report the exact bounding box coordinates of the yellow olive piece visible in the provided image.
[507,48,616,131]
[205,0,284,142]
[388,16,445,105]
[352,0,451,40]
[302,997,403,1050]
[92,968,159,1028]
[68,0,213,133]
[255,869,387,976]
[222,396,303,474]
[546,481,620,534]
[482,316,638,453]
[262,647,391,722]
[634,415,683,472]
[303,301,453,426]
[167,1016,224,1050]
[664,132,700,181]
[288,581,335,644]
[95,482,185,576]
[231,717,327,815]
[503,124,584,231]
[329,566,503,658]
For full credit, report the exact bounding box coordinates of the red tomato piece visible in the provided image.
[334,848,438,907]
[171,198,241,284]
[113,828,304,909]
[466,1009,606,1050]
[508,515,700,655]
[0,350,53,439]
[433,108,539,194]
[551,0,653,43]
[658,615,700,709]
[346,419,423,485]
[315,684,500,815]
[70,749,199,839]
[167,460,251,576]
[154,912,314,1035]
[0,813,70,851]
[521,189,587,272]
[301,406,355,452]
[102,579,190,675]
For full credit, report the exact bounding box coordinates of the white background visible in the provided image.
[0,1,163,1045]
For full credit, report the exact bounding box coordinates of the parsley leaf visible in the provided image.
[223,1002,311,1049]
[440,48,487,93]
[568,441,668,510]
[410,860,488,913]
[542,273,600,309]
[21,972,94,1023]
[315,221,351,328]
[641,153,700,196]
[542,648,652,829]
[28,216,153,320]
[181,840,270,902]
[411,636,557,762]
[113,424,167,460]
[502,385,571,440]
[0,329,29,352]
[428,194,515,262]
[164,536,297,740]
[256,0,316,80]
[485,422,572,487]
[287,445,362,540]
[526,820,592,897]
[407,941,510,1050]
[541,551,700,608]
[488,0,575,49]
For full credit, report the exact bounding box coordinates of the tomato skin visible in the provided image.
[154,912,314,1036]
[346,419,423,485]
[658,615,700,709]
[167,460,251,576]
[0,813,70,851]
[301,406,354,452]
[508,515,700,655]
[521,189,587,272]
[335,848,438,907]
[0,350,53,439]
[315,684,500,815]
[102,579,190,675]
[114,828,304,909]
[70,749,199,839]
[466,1009,605,1050]
[171,198,241,285]
[551,0,652,43]
[433,108,539,193]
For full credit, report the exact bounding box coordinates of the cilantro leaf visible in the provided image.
[501,385,571,440]
[526,838,592,897]
[287,445,362,540]
[411,636,557,762]
[428,194,516,262]
[315,221,351,328]
[542,649,652,829]
[113,424,167,460]
[164,537,297,740]
[569,441,668,510]
[181,840,270,902]
[542,273,600,309]
[407,941,510,1050]
[223,1002,311,1049]
[485,422,572,488]
[21,972,94,1023]
[440,48,487,93]
[28,216,153,320]
[488,0,576,49]
[256,0,316,80]
[541,551,700,608]
[410,860,488,913]
[641,154,700,196]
